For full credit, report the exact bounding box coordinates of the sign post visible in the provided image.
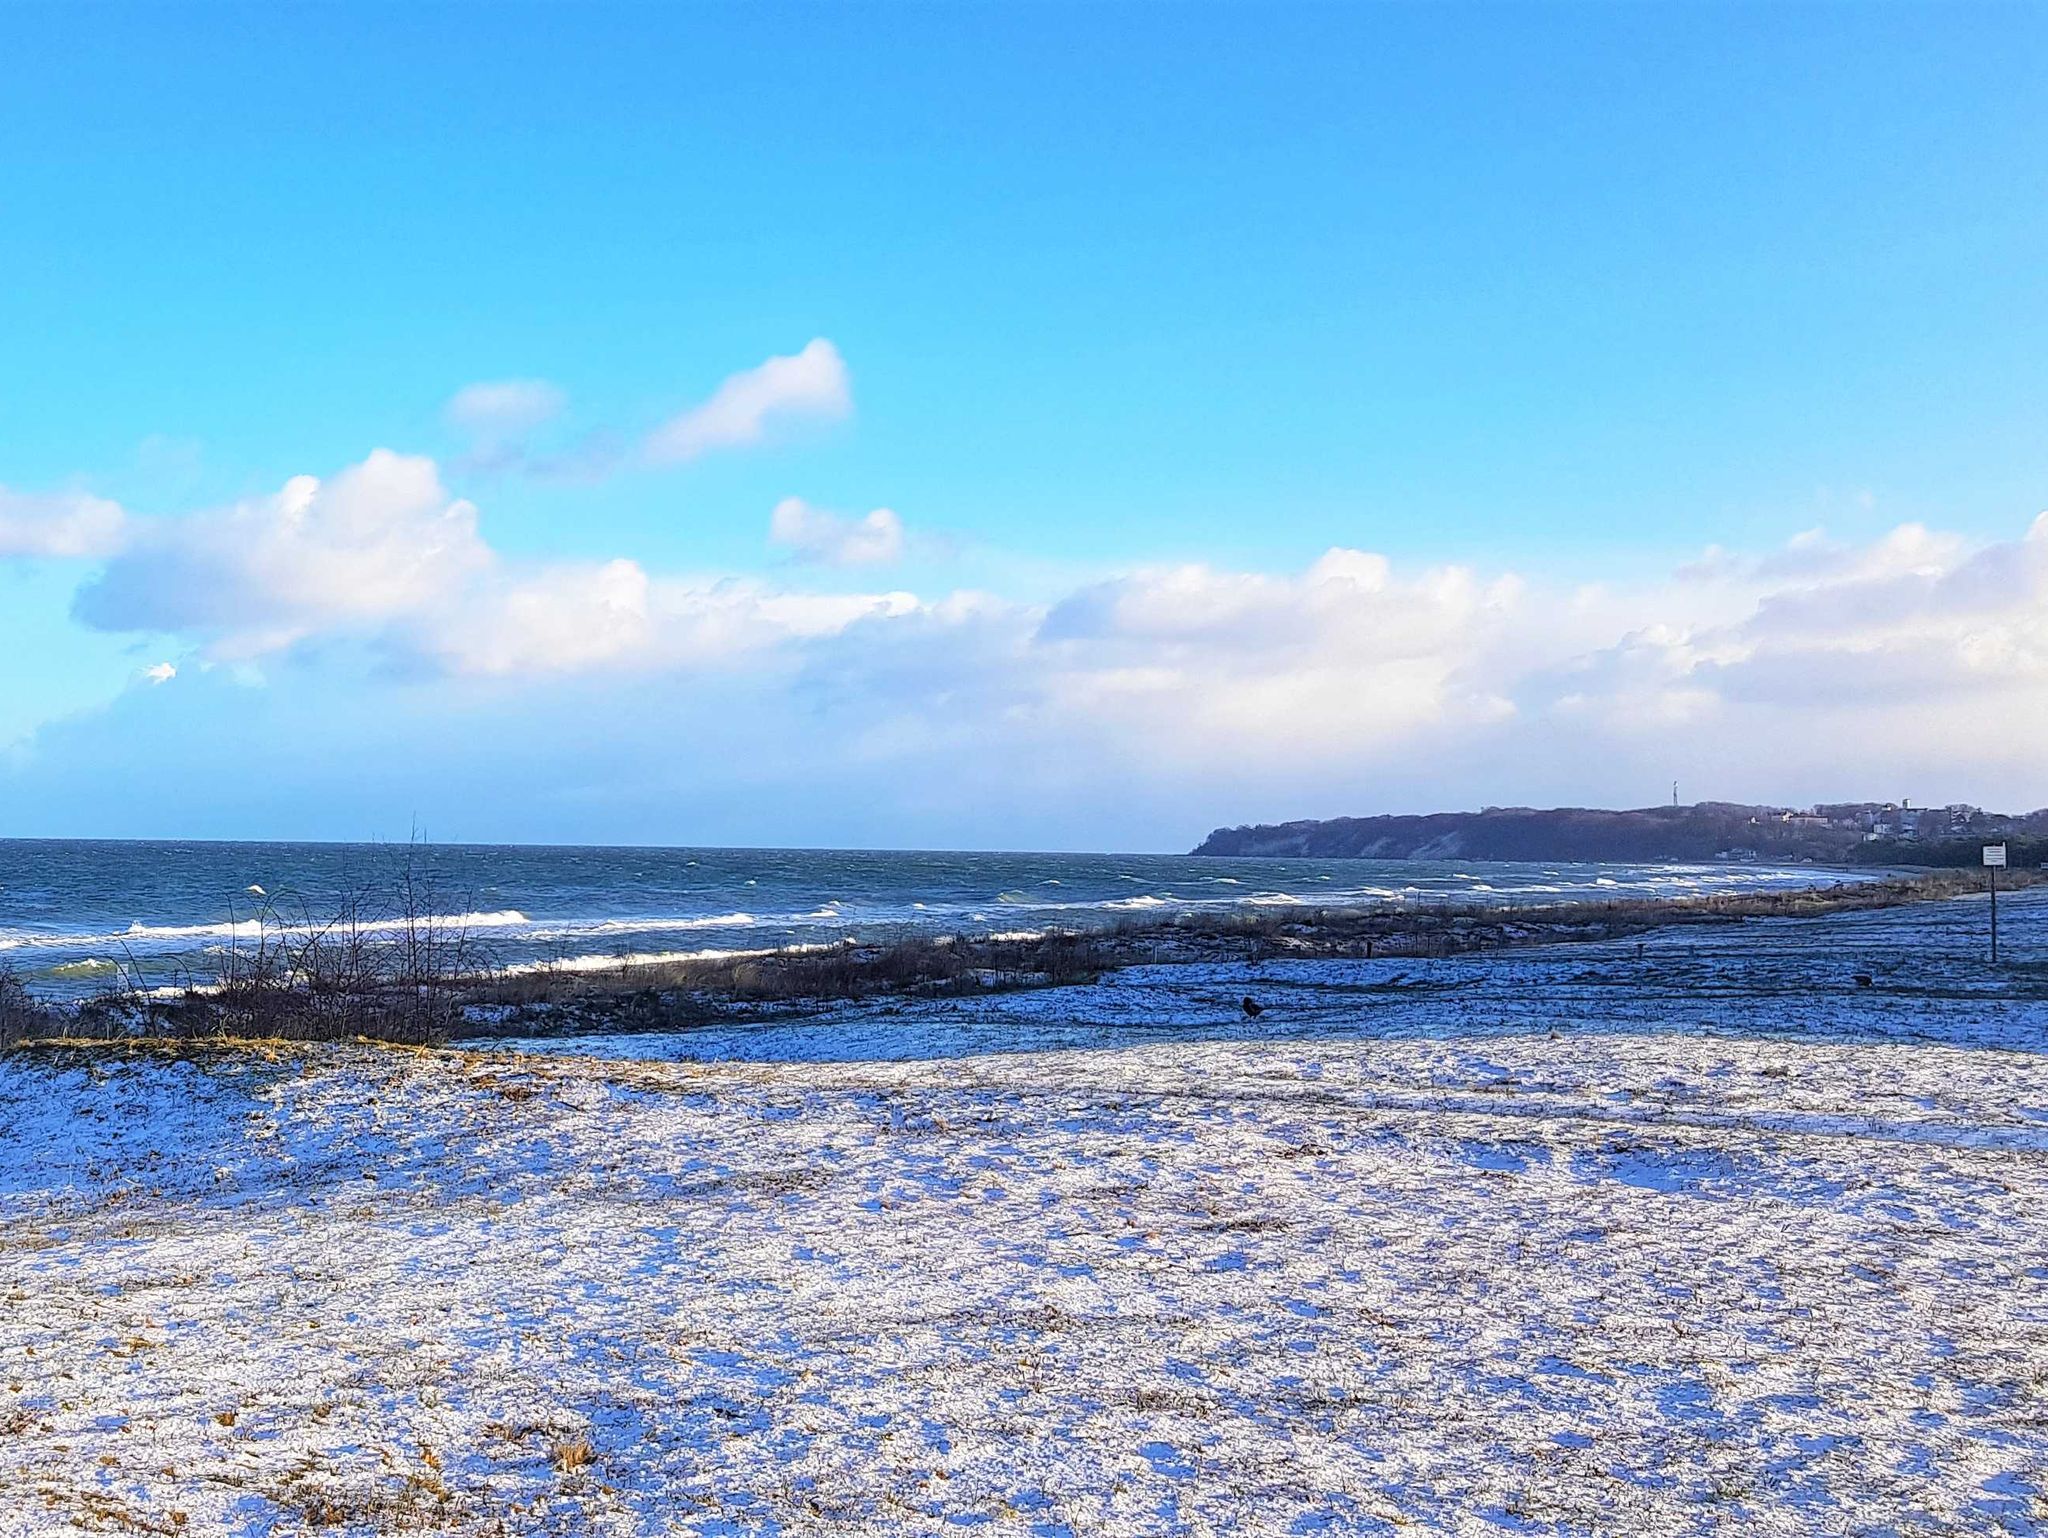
[1984,844,2007,962]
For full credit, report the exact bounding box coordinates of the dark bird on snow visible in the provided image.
[1241,996,1265,1019]
[1853,973,1874,988]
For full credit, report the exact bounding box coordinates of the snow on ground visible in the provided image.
[3,893,2046,1536]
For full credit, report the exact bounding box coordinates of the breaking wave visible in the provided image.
[1,910,534,951]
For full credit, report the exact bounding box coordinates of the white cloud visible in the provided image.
[416,569,923,679]
[416,559,655,677]
[445,379,566,438]
[440,345,850,481]
[0,488,127,559]
[768,497,906,566]
[54,446,2048,814]
[141,662,177,685]
[1532,511,2048,793]
[74,449,491,659]
[1029,550,1528,764]
[645,340,851,463]
[66,449,924,679]
[1682,522,1966,586]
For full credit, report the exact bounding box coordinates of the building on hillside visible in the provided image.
[1779,812,1831,830]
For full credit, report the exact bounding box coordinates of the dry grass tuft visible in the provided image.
[549,1435,596,1473]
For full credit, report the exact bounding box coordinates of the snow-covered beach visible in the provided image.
[4,890,2045,1535]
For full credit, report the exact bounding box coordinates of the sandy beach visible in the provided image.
[4,888,2045,1536]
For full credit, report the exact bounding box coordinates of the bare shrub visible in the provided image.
[0,969,57,1049]
[55,838,491,1046]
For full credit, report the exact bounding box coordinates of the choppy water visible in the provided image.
[0,839,1862,1000]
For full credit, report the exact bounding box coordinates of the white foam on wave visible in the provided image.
[498,938,850,978]
[3,910,535,951]
[500,947,754,976]
[521,913,756,941]
[124,909,533,941]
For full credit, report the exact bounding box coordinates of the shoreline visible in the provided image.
[451,867,2041,1034]
[6,866,2032,1050]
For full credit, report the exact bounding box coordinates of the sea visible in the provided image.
[0,839,1858,1001]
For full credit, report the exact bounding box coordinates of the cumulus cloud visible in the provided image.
[645,340,851,463]
[1028,550,1530,764]
[416,559,657,678]
[768,497,906,566]
[48,443,2048,812]
[1681,522,1966,586]
[67,449,924,680]
[445,379,566,438]
[1542,512,2048,768]
[0,488,127,559]
[73,450,491,659]
[421,572,922,679]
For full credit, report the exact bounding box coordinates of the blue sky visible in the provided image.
[4,4,2047,849]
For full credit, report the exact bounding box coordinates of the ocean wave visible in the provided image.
[497,939,848,978]
[123,909,533,941]
[521,913,757,941]
[499,947,757,976]
[0,909,535,951]
[0,858,1876,989]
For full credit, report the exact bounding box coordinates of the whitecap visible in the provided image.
[521,913,755,941]
[123,909,533,941]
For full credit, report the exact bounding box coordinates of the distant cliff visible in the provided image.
[1191,802,2046,864]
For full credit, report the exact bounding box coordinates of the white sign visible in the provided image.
[1984,844,2008,868]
